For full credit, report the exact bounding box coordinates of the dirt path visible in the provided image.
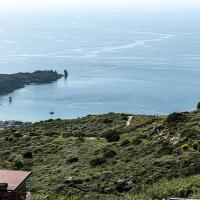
[126,116,133,127]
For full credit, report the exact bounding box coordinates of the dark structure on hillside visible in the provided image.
[0,170,32,200]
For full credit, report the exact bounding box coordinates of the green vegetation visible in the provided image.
[120,138,131,147]
[0,110,200,199]
[104,128,121,142]
[197,102,200,110]
[123,175,200,200]
[192,141,199,150]
[0,70,62,95]
[103,149,117,159]
[181,144,189,151]
[90,156,106,167]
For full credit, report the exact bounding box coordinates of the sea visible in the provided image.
[0,9,200,121]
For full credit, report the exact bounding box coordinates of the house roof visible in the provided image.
[0,170,31,191]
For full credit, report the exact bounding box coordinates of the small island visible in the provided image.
[0,70,63,95]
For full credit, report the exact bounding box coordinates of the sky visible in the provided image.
[0,0,200,12]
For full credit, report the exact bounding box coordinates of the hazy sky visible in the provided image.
[1,0,200,12]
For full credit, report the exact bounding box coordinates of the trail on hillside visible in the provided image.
[126,116,133,127]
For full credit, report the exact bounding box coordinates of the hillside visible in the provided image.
[0,110,200,199]
[0,70,63,95]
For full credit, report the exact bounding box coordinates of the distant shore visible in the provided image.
[0,70,63,96]
[0,120,31,129]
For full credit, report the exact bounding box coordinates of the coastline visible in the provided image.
[0,70,63,96]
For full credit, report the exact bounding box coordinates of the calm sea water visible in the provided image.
[0,10,200,121]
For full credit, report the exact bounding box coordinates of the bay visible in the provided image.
[0,10,200,121]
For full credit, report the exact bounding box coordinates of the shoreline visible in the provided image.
[0,70,63,96]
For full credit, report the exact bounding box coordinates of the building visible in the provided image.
[0,120,31,129]
[0,170,32,200]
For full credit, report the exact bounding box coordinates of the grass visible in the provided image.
[0,111,199,199]
[123,175,200,200]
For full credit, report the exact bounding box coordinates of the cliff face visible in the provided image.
[0,70,63,95]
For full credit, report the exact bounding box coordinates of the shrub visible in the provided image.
[132,137,141,145]
[104,129,120,142]
[103,118,112,124]
[197,102,200,109]
[29,131,38,136]
[181,144,189,151]
[180,128,200,139]
[46,119,54,122]
[192,141,199,150]
[13,131,22,138]
[90,157,106,166]
[44,130,60,137]
[75,132,85,143]
[8,154,16,162]
[122,116,128,120]
[103,149,117,159]
[165,112,186,126]
[120,139,131,147]
[23,149,33,159]
[156,143,174,157]
[4,133,14,142]
[14,156,24,169]
[66,156,79,163]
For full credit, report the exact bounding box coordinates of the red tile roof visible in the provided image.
[0,170,31,191]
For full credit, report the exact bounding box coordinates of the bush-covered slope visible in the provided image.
[0,111,200,199]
